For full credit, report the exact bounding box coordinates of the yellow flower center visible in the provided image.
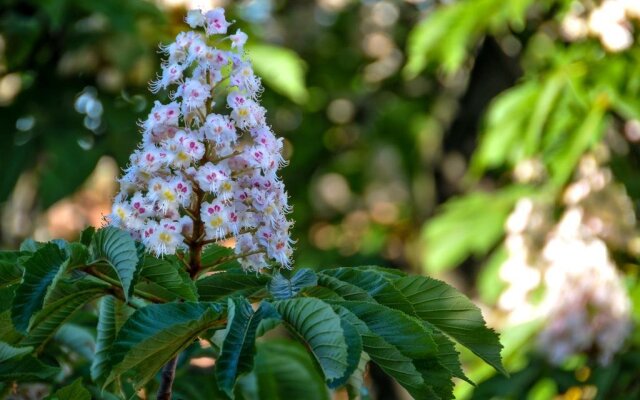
[162,189,176,202]
[158,232,172,243]
[209,216,224,228]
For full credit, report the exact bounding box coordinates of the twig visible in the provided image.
[156,356,178,400]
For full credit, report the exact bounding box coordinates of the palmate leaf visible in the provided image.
[268,268,318,300]
[91,296,131,385]
[107,302,225,389]
[197,268,268,301]
[335,301,454,399]
[323,267,505,376]
[332,305,441,400]
[272,298,353,387]
[250,340,330,400]
[336,301,437,359]
[89,227,140,301]
[11,243,68,332]
[20,280,108,351]
[392,276,506,376]
[215,298,272,397]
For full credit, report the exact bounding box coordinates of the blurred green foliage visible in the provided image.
[2,0,640,399]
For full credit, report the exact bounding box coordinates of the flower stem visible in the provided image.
[188,185,206,278]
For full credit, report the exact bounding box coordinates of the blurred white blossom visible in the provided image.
[561,0,640,52]
[499,154,634,365]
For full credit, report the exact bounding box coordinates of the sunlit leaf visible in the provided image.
[248,44,308,104]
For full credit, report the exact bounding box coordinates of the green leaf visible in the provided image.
[332,305,440,400]
[404,0,535,77]
[216,298,269,397]
[80,227,96,246]
[247,44,308,104]
[272,298,351,387]
[252,340,330,400]
[333,300,453,396]
[346,352,370,400]
[421,187,529,273]
[323,267,503,376]
[197,268,268,301]
[20,239,43,253]
[428,325,473,386]
[107,302,224,389]
[0,352,59,381]
[547,99,607,186]
[0,341,32,362]
[90,227,140,301]
[48,378,91,400]
[54,324,96,361]
[328,313,362,389]
[470,82,539,175]
[316,273,372,301]
[91,296,131,385]
[62,242,90,269]
[20,280,107,351]
[0,310,22,344]
[0,251,24,288]
[335,301,437,359]
[200,244,237,271]
[11,243,68,332]
[137,256,197,301]
[523,73,566,157]
[268,268,318,300]
[392,276,506,376]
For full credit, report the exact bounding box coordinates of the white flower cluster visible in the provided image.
[498,154,633,365]
[561,0,640,52]
[109,8,294,271]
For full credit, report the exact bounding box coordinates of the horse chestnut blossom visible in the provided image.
[109,8,294,272]
[498,154,633,365]
[561,0,640,52]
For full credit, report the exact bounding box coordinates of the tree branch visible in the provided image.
[156,356,179,400]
